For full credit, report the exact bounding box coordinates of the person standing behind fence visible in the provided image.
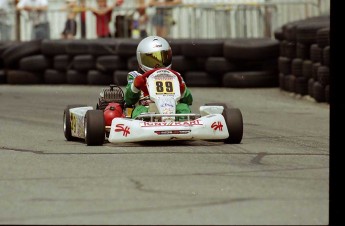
[89,0,124,38]
[16,0,50,40]
[0,0,12,41]
[60,0,87,39]
[149,0,181,38]
[132,0,148,39]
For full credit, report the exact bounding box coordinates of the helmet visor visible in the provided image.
[139,49,172,69]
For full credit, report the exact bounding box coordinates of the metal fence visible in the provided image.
[0,0,330,41]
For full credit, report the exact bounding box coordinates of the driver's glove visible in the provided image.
[133,75,146,91]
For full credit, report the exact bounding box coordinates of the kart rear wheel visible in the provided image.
[223,108,243,144]
[63,104,87,141]
[84,110,105,146]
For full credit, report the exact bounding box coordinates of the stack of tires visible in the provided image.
[0,37,280,88]
[275,15,330,103]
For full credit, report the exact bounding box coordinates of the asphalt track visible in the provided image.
[0,85,329,225]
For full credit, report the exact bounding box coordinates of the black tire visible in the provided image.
[295,76,308,96]
[171,55,198,72]
[286,75,296,93]
[302,60,313,79]
[223,108,243,144]
[54,55,72,71]
[205,57,237,74]
[325,85,330,103]
[166,38,191,55]
[296,42,310,59]
[117,39,140,58]
[113,70,129,86]
[0,70,6,83]
[308,78,315,97]
[44,69,67,84]
[88,38,117,56]
[316,27,330,48]
[127,56,139,71]
[41,39,69,56]
[87,70,113,85]
[279,73,286,90]
[310,44,323,63]
[224,38,279,61]
[284,42,296,59]
[66,70,88,84]
[6,70,43,84]
[291,58,303,77]
[84,110,105,146]
[278,57,291,75]
[19,55,52,72]
[65,39,91,56]
[317,66,329,86]
[72,55,95,72]
[274,27,285,41]
[63,104,87,141]
[2,40,42,68]
[323,46,330,67]
[313,81,326,103]
[181,39,224,58]
[184,71,221,87]
[96,55,126,72]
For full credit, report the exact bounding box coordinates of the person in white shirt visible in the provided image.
[0,0,12,40]
[16,0,50,40]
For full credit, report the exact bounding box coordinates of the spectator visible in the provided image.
[60,0,83,39]
[149,0,181,38]
[16,0,50,40]
[89,0,124,38]
[0,0,12,41]
[132,0,148,39]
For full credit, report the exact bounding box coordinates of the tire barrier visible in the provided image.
[274,15,330,104]
[1,37,280,88]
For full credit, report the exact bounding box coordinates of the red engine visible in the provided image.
[103,103,125,126]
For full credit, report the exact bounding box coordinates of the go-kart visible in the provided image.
[63,69,243,146]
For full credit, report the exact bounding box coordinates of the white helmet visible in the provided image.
[136,36,172,72]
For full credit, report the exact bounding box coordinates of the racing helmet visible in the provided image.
[136,36,172,72]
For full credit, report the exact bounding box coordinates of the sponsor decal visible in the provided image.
[211,121,223,131]
[155,130,191,135]
[141,120,203,127]
[153,75,174,80]
[115,124,131,137]
[160,102,174,108]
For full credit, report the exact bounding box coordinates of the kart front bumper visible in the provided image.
[108,114,229,143]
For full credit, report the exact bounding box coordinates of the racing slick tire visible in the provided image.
[223,108,243,144]
[63,104,87,141]
[84,110,105,146]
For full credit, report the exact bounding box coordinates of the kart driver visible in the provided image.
[124,36,193,119]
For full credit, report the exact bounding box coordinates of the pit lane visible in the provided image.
[0,85,329,224]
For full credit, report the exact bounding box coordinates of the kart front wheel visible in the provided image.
[84,110,105,146]
[223,108,243,144]
[63,104,87,141]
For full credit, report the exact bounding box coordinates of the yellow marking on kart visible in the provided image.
[155,80,175,94]
[70,113,77,133]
